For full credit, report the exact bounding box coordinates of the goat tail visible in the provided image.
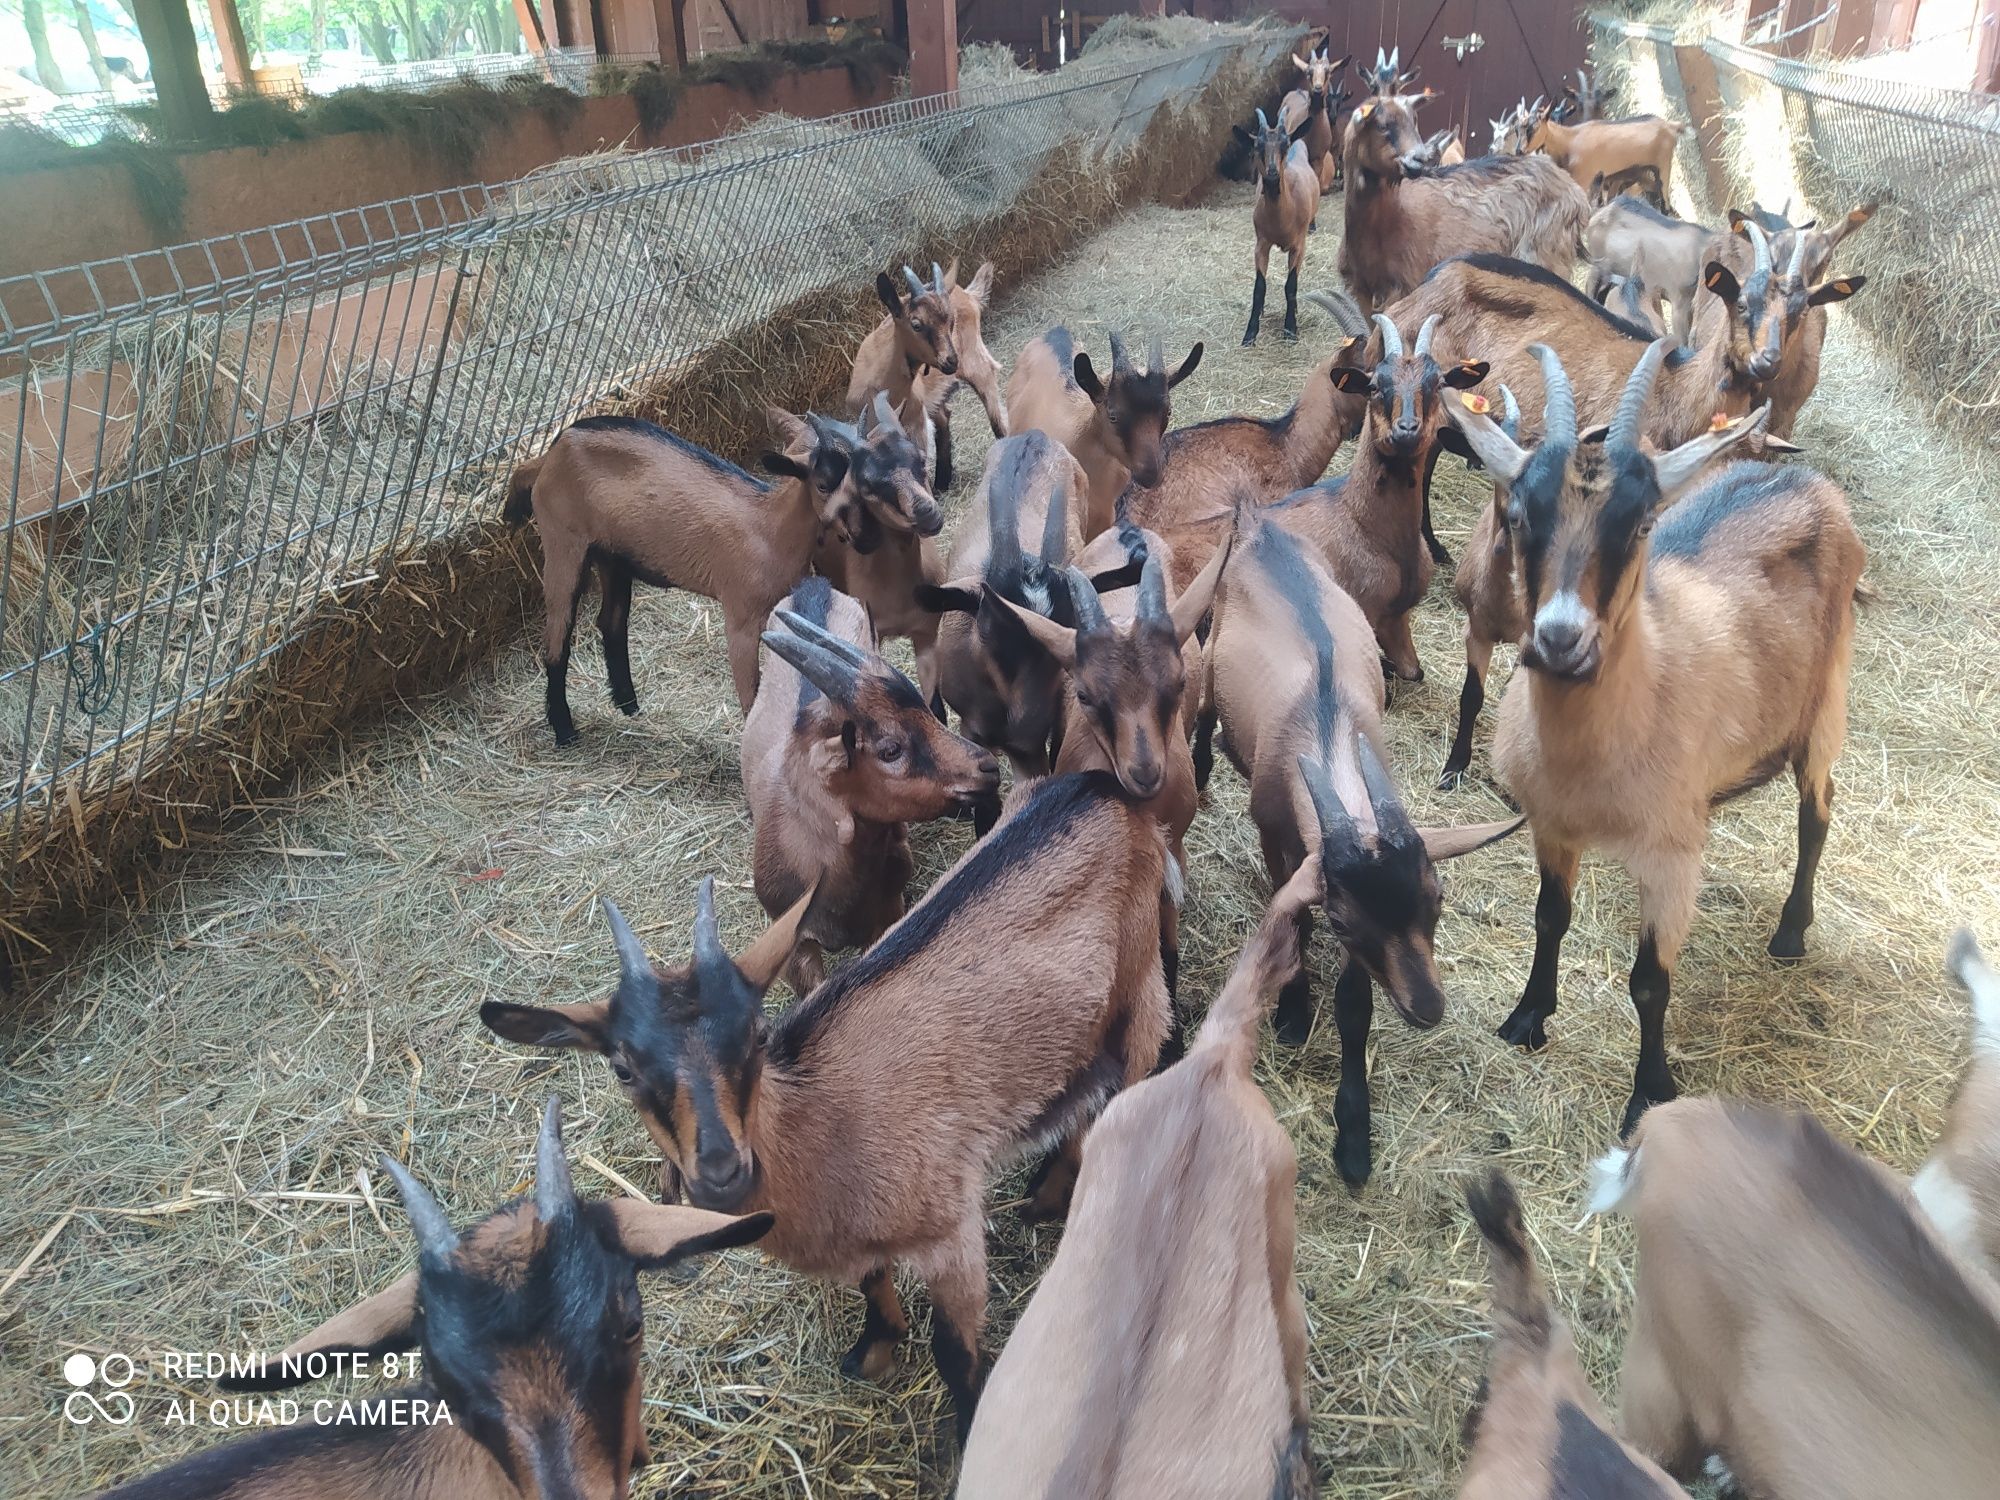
[1465,1170,1555,1353]
[1947,928,2000,1049]
[1304,287,1368,338]
[1193,864,1317,1073]
[503,456,542,527]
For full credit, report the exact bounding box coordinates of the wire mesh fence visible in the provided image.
[1590,14,2000,435]
[0,29,1291,919]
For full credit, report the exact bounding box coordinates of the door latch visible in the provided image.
[1442,32,1485,60]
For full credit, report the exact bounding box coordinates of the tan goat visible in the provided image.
[1453,340,1865,1134]
[1267,312,1489,681]
[1457,1170,1680,1500]
[741,577,998,995]
[1338,90,1589,317]
[505,408,860,739]
[1585,196,1716,346]
[1006,329,1203,537]
[1235,108,1322,344]
[956,858,1324,1500]
[1912,929,2000,1278]
[1200,510,1520,1184]
[1591,1096,2000,1497]
[1525,108,1685,199]
[850,259,1008,490]
[100,1099,770,1500]
[479,772,1171,1442]
[1277,41,1349,198]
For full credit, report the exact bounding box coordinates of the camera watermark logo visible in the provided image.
[63,1353,136,1425]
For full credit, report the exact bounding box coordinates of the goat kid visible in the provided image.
[1199,512,1520,1184]
[100,1099,770,1500]
[1457,1170,1680,1500]
[1585,195,1714,346]
[1525,106,1684,199]
[1267,312,1489,681]
[1234,108,1321,343]
[1006,329,1203,537]
[1455,340,1864,1134]
[1439,385,1525,788]
[956,858,1325,1500]
[480,774,1171,1442]
[1277,42,1350,201]
[506,407,856,740]
[850,261,1008,490]
[742,578,999,995]
[1591,1096,2000,1498]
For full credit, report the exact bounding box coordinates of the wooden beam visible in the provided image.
[711,0,749,44]
[205,0,253,88]
[908,0,957,99]
[652,0,689,64]
[131,0,214,133]
[514,0,550,52]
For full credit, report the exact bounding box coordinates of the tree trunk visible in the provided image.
[355,0,396,59]
[309,0,326,61]
[72,0,116,88]
[22,0,71,92]
[130,0,213,132]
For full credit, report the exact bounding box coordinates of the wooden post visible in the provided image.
[514,0,549,51]
[651,0,688,64]
[205,0,253,88]
[908,0,957,98]
[1817,0,1874,56]
[131,0,214,133]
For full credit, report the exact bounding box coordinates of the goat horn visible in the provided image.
[1372,313,1404,360]
[1611,339,1671,454]
[1298,753,1360,853]
[1528,343,1577,450]
[1357,736,1417,844]
[805,412,849,451]
[1375,45,1385,71]
[534,1095,575,1224]
[902,265,926,300]
[1785,228,1809,285]
[1062,564,1111,633]
[1136,546,1169,625]
[1255,106,1270,132]
[691,876,735,990]
[1498,383,1522,441]
[1413,313,1441,358]
[379,1153,458,1263]
[603,897,653,991]
[775,606,872,669]
[1040,473,1071,564]
[762,626,860,705]
[870,389,898,434]
[1108,331,1131,374]
[932,261,946,294]
[1388,46,1399,72]
[1148,333,1165,375]
[1746,221,1773,280]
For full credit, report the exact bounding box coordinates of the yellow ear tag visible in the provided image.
[1462,393,1491,415]
[1357,102,1374,120]
[1709,411,1732,433]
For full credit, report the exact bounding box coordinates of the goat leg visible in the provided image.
[1439,635,1493,789]
[1192,705,1217,793]
[1499,847,1577,1048]
[1274,905,1316,1045]
[922,1229,988,1447]
[1769,769,1831,961]
[1624,931,1678,1137]
[1420,445,1451,566]
[840,1265,908,1382]
[1331,957,1376,1187]
[1282,262,1301,341]
[1244,270,1268,345]
[597,562,638,716]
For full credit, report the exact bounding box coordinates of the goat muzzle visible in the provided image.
[687,1154,757,1212]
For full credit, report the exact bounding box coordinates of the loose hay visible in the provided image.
[5,169,1996,1500]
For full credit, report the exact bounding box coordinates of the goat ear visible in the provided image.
[216,1273,421,1392]
[1329,366,1373,395]
[1442,360,1489,390]
[761,452,812,482]
[874,271,902,317]
[732,885,815,992]
[1232,123,1254,147]
[1579,423,1611,445]
[1171,532,1230,645]
[914,581,982,615]
[986,586,1078,666]
[1808,275,1865,306]
[1293,52,1310,71]
[1443,390,1530,483]
[1073,351,1106,402]
[1651,403,1770,499]
[765,406,810,449]
[1702,261,1742,305]
[1168,342,1204,388]
[1086,558,1144,593]
[1288,117,1312,146]
[607,1202,774,1270]
[479,999,612,1053]
[1419,815,1526,861]
[966,260,995,304]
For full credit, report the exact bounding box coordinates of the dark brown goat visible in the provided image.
[1267,312,1489,681]
[1337,92,1588,317]
[1200,511,1519,1184]
[479,773,1171,1442]
[741,577,998,995]
[99,1100,770,1500]
[1006,329,1203,537]
[1458,341,1864,1133]
[1439,384,1524,787]
[1277,41,1350,199]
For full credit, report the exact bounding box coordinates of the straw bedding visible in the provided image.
[1,179,1996,1499]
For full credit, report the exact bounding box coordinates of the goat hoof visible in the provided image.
[1273,991,1313,1047]
[840,1338,900,1383]
[1767,926,1807,962]
[552,726,580,748]
[1426,540,1452,567]
[1334,1136,1372,1190]
[615,699,639,717]
[1496,1010,1548,1050]
[1282,325,1298,341]
[1437,762,1469,791]
[1021,1149,1078,1222]
[1241,333,1259,347]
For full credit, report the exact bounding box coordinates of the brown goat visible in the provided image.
[1006,329,1203,537]
[100,1100,771,1500]
[1380,224,1858,449]
[851,259,1008,491]
[809,392,950,706]
[741,577,999,995]
[1337,92,1589,317]
[506,408,864,741]
[479,772,1170,1442]
[1439,384,1524,788]
[1267,312,1489,681]
[1457,1170,1680,1500]
[1277,41,1349,198]
[1591,1096,2000,1497]
[1525,108,1685,199]
[1199,511,1520,1184]
[1912,929,2000,1279]
[1456,341,1864,1134]
[1118,337,1364,598]
[1585,195,1715,346]
[956,859,1324,1500]
[1234,108,1322,344]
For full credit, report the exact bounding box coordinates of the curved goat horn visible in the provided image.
[691,876,731,987]
[1371,313,1404,360]
[1413,313,1441,358]
[1298,753,1359,853]
[902,265,926,301]
[603,897,652,989]
[534,1096,575,1224]
[1746,221,1773,281]
[1063,564,1111,633]
[1108,331,1131,373]
[1610,339,1671,454]
[1785,229,1809,285]
[1528,343,1577,451]
[762,626,860,706]
[1136,546,1169,625]
[1498,383,1522,441]
[1357,736,1417,843]
[932,261,946,294]
[775,606,871,668]
[380,1154,458,1263]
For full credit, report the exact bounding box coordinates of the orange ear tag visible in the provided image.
[1462,393,1491,415]
[1709,411,1732,433]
